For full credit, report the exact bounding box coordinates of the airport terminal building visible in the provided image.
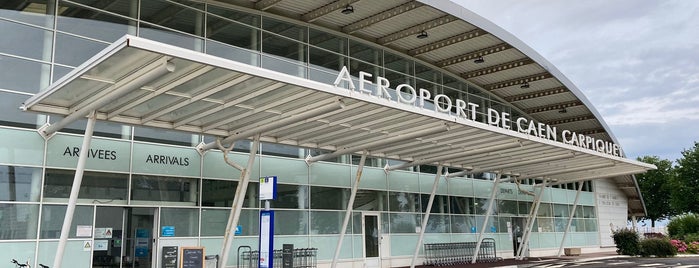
[0,1,655,268]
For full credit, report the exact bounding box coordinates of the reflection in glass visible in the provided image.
[40,205,93,238]
[0,165,42,202]
[160,208,199,237]
[273,210,308,235]
[131,174,198,204]
[0,204,39,240]
[310,211,343,234]
[44,169,128,202]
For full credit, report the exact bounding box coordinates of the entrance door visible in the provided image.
[92,207,157,268]
[125,208,157,268]
[363,212,381,268]
[512,217,525,257]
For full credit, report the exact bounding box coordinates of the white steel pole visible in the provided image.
[471,172,502,264]
[557,181,585,257]
[410,165,443,268]
[331,152,367,268]
[52,112,97,268]
[517,180,548,260]
[219,134,261,268]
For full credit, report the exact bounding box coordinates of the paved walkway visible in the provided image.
[410,251,625,268]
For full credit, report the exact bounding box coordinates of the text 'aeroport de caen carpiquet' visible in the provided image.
[333,66,621,157]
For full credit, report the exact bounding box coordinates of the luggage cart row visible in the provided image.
[238,248,317,268]
[423,238,498,266]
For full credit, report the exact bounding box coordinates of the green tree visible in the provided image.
[636,156,675,227]
[671,142,699,214]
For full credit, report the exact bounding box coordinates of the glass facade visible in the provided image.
[0,0,601,266]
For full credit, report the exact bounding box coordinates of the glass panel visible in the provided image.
[139,0,204,36]
[309,47,345,72]
[273,184,309,209]
[273,210,308,235]
[200,208,227,236]
[553,204,570,217]
[131,174,198,205]
[353,190,387,211]
[420,194,448,213]
[310,211,343,234]
[0,0,54,27]
[0,165,42,201]
[310,186,348,210]
[206,40,257,65]
[473,198,490,215]
[537,203,552,217]
[537,217,554,232]
[0,57,50,93]
[388,192,420,212]
[349,40,380,65]
[363,215,379,257]
[450,196,473,214]
[415,62,439,83]
[57,0,136,42]
[309,29,345,52]
[207,14,258,50]
[40,205,93,239]
[262,17,305,42]
[44,169,128,202]
[450,215,475,233]
[139,25,203,51]
[125,207,154,267]
[93,207,123,267]
[69,0,138,19]
[261,142,304,158]
[134,126,199,146]
[0,20,53,60]
[260,55,306,77]
[425,214,448,233]
[262,33,306,63]
[50,115,130,139]
[54,33,109,67]
[202,179,237,207]
[384,51,412,74]
[160,208,199,237]
[0,204,39,239]
[389,213,419,233]
[208,5,258,27]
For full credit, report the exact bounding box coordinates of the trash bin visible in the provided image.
[205,255,219,268]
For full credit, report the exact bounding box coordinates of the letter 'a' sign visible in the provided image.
[259,176,277,201]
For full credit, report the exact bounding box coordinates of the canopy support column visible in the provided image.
[219,134,261,268]
[52,111,97,268]
[557,181,585,257]
[516,179,548,260]
[411,165,444,268]
[331,151,367,268]
[471,172,503,264]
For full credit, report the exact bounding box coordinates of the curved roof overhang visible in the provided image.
[22,36,654,198]
[212,0,648,216]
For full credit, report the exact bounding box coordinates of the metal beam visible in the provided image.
[200,99,345,151]
[558,181,585,257]
[343,1,423,34]
[53,112,97,268]
[525,100,583,114]
[255,0,283,10]
[484,72,553,91]
[140,74,252,123]
[331,151,367,268]
[387,141,522,171]
[436,43,512,68]
[471,172,502,264]
[408,28,486,56]
[504,86,568,102]
[302,0,361,22]
[43,58,174,136]
[516,180,547,260]
[307,124,449,163]
[468,153,576,174]
[219,134,261,268]
[523,162,616,179]
[411,165,443,268]
[543,114,596,126]
[378,15,458,45]
[462,58,534,79]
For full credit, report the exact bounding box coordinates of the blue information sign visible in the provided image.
[235,225,242,235]
[162,226,175,237]
[259,211,274,268]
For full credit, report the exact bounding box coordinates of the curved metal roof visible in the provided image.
[211,0,647,215]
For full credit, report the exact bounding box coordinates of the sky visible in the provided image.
[454,0,699,163]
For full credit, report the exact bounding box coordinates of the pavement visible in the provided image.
[410,251,627,268]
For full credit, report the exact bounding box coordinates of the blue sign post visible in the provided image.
[259,176,277,268]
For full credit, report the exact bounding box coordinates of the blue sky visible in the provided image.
[454,0,699,162]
